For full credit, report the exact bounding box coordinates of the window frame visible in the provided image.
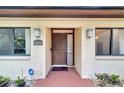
[0,27,31,56]
[95,27,124,56]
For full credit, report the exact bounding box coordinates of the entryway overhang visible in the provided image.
[0,6,124,18]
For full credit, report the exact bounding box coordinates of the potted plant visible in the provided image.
[15,76,26,87]
[0,76,10,87]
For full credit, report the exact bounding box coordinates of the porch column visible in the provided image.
[81,27,95,79]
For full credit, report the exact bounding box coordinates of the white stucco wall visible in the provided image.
[74,28,82,76]
[0,18,124,79]
[45,28,52,76]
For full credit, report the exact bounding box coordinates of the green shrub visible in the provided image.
[108,74,121,85]
[15,76,25,87]
[95,73,109,82]
[0,76,10,87]
[95,73,121,86]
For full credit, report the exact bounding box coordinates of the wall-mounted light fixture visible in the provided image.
[86,28,93,38]
[95,36,98,39]
[34,28,41,38]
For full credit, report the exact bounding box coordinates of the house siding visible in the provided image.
[0,18,124,79]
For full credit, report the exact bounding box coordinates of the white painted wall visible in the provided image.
[45,28,52,76]
[81,27,95,78]
[74,28,82,76]
[1,18,124,79]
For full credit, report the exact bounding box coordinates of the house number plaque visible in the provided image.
[34,40,43,46]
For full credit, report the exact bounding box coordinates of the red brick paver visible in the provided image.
[33,68,94,87]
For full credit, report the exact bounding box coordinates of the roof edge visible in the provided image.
[0,6,124,10]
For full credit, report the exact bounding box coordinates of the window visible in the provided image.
[0,27,31,56]
[96,28,124,56]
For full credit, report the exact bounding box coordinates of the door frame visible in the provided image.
[51,28,75,66]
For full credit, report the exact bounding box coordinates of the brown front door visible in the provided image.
[52,33,67,65]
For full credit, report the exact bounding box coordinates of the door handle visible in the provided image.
[50,48,53,51]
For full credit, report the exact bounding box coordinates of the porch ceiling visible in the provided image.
[0,6,124,18]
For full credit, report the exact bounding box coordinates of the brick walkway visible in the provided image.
[33,68,94,87]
